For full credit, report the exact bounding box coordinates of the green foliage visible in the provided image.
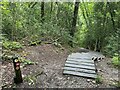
[52,38,62,48]
[2,54,13,61]
[113,81,120,88]
[24,75,36,85]
[29,41,41,46]
[3,41,23,50]
[112,55,120,67]
[1,2,120,58]
[110,81,120,88]
[95,75,103,84]
[76,2,120,53]
[19,57,36,65]
[103,33,119,57]
[2,2,73,46]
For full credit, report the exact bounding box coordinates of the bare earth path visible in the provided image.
[2,44,118,88]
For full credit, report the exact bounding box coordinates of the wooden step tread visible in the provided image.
[63,67,96,74]
[65,63,96,70]
[66,61,94,67]
[67,58,94,63]
[63,70,97,79]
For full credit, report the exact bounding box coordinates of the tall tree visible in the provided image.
[70,1,80,46]
[107,2,115,30]
[41,2,44,23]
[50,2,53,18]
[71,2,80,37]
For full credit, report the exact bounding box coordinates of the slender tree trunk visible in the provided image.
[50,2,53,18]
[95,3,107,52]
[41,2,44,23]
[9,3,16,41]
[29,2,37,8]
[82,1,93,49]
[96,38,100,52]
[80,5,88,28]
[82,1,91,27]
[71,2,80,37]
[83,2,89,23]
[107,2,115,30]
[69,2,80,47]
[56,2,60,21]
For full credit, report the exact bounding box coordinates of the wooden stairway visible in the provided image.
[63,52,104,79]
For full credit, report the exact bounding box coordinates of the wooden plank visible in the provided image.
[71,52,104,58]
[63,70,97,79]
[70,53,88,55]
[69,53,92,57]
[68,55,92,59]
[67,57,93,61]
[65,63,96,70]
[63,67,96,74]
[68,56,92,60]
[66,60,94,67]
[68,54,92,58]
[67,58,94,63]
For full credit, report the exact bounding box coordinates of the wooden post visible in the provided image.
[12,56,23,84]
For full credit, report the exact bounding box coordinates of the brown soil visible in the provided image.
[1,44,119,88]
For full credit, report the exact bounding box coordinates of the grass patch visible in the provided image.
[18,57,37,65]
[95,75,103,84]
[110,81,120,88]
[114,81,120,88]
[24,75,36,85]
[112,55,120,68]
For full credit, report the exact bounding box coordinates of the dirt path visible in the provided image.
[2,44,119,88]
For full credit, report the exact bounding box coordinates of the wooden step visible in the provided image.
[68,56,92,59]
[67,58,94,63]
[70,54,92,57]
[66,60,94,67]
[65,63,96,70]
[63,70,97,79]
[63,67,96,74]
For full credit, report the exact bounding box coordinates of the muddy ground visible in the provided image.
[1,44,119,88]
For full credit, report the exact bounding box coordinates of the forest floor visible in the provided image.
[1,44,119,88]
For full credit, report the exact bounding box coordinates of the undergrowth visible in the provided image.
[3,40,23,50]
[112,54,120,68]
[95,75,103,84]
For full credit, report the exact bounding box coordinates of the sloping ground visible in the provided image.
[1,44,118,88]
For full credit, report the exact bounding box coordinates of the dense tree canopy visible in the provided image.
[1,1,120,57]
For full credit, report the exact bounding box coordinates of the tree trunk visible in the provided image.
[41,2,44,23]
[29,2,37,8]
[80,5,89,28]
[82,1,91,28]
[69,2,80,47]
[95,3,107,52]
[50,2,53,18]
[56,2,60,21]
[107,2,115,30]
[70,2,79,37]
[9,3,16,41]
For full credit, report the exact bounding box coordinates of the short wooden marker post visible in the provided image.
[12,56,23,84]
